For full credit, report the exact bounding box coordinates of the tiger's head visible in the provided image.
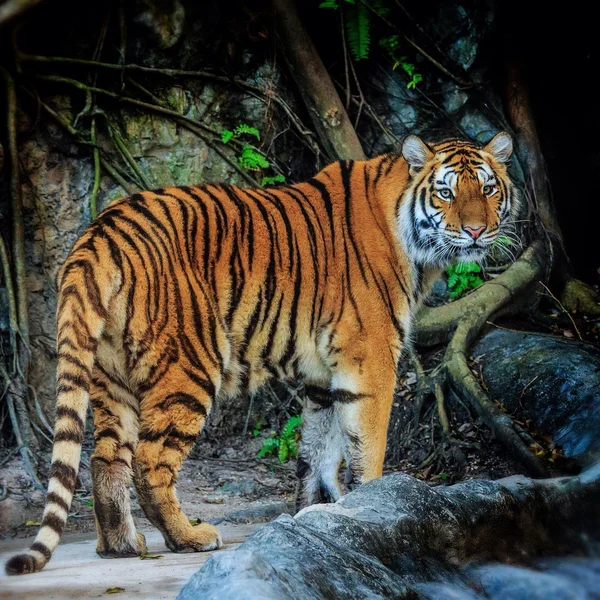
[398,132,518,266]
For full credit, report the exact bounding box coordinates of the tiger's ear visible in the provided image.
[484,131,513,163]
[402,135,434,169]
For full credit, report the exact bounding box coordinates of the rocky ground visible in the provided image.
[0,424,518,542]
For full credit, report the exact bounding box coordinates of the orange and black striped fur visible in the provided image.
[6,132,517,575]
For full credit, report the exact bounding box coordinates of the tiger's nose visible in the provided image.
[463,225,486,240]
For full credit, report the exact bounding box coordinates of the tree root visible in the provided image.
[437,240,550,477]
[559,278,600,318]
[414,241,545,347]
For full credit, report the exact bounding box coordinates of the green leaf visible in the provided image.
[261,174,286,187]
[371,0,391,17]
[379,35,400,52]
[345,2,371,61]
[455,261,481,275]
[238,145,270,171]
[278,438,289,463]
[319,0,339,8]
[221,129,234,144]
[105,588,125,594]
[140,553,164,560]
[234,124,261,141]
[288,438,298,459]
[257,437,279,458]
[281,415,302,440]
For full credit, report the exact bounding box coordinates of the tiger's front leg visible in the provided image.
[328,337,400,487]
[296,333,400,507]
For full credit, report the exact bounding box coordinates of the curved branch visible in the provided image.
[415,241,546,347]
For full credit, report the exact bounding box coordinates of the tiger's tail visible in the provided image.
[5,252,114,575]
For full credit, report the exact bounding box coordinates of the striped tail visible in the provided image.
[5,255,110,575]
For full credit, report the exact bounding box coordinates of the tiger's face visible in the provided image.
[399,132,517,265]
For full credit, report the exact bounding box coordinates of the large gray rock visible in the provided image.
[473,330,600,465]
[178,466,600,599]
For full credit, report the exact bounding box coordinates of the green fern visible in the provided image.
[446,261,484,300]
[257,415,302,463]
[238,145,269,171]
[233,124,260,141]
[261,174,286,187]
[379,35,422,89]
[345,1,371,61]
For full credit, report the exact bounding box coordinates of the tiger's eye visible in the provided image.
[483,185,492,195]
[439,189,452,200]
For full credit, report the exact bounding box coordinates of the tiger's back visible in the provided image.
[7,132,516,575]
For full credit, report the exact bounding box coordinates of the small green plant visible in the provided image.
[261,174,286,187]
[252,419,264,437]
[221,123,285,186]
[319,0,390,62]
[379,35,423,89]
[221,124,265,171]
[446,261,484,300]
[318,3,422,88]
[257,415,302,463]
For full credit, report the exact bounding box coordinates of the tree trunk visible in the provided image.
[270,0,365,162]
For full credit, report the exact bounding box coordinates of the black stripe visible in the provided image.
[305,176,336,257]
[94,428,120,442]
[54,429,84,444]
[30,541,52,560]
[49,460,78,492]
[46,492,70,513]
[41,512,65,535]
[158,393,208,417]
[55,406,84,430]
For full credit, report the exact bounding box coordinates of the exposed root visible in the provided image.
[559,278,600,318]
[437,240,550,477]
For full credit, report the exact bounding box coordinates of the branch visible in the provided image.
[18,52,318,150]
[269,0,365,161]
[1,67,29,350]
[415,242,545,347]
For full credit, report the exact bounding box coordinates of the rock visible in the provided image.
[133,0,186,49]
[465,564,588,600]
[219,478,261,496]
[210,502,295,525]
[473,329,600,465]
[414,583,484,600]
[178,467,600,599]
[536,558,600,597]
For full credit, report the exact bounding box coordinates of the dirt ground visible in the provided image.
[0,422,520,544]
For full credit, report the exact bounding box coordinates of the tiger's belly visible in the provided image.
[218,335,332,400]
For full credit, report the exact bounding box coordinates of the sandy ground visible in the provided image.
[0,523,260,600]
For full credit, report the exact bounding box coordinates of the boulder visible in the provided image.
[473,329,600,465]
[178,465,600,599]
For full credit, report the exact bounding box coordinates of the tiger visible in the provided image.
[6,132,516,575]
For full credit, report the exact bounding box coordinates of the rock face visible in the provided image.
[178,466,600,599]
[473,329,600,465]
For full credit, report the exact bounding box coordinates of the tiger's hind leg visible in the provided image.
[133,365,222,553]
[295,395,344,510]
[90,366,147,559]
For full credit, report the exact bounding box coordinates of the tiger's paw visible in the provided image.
[97,531,147,559]
[166,523,223,553]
